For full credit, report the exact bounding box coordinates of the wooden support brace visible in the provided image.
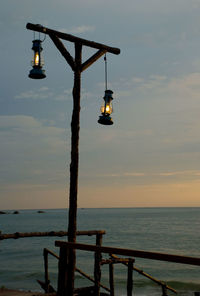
[81,49,107,72]
[49,34,75,71]
[43,248,110,292]
[76,267,110,292]
[111,254,177,294]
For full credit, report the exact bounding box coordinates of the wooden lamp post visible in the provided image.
[26,23,120,296]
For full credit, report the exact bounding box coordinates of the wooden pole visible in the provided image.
[66,42,82,296]
[26,23,120,296]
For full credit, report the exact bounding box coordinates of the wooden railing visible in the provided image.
[42,245,177,296]
[42,248,110,294]
[55,241,200,296]
[2,230,196,295]
[0,230,106,240]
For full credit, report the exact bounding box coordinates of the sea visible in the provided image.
[0,207,200,296]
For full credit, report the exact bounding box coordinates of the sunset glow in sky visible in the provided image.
[1,0,200,209]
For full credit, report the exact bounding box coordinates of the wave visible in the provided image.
[99,277,200,293]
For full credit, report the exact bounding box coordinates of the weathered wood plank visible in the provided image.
[55,241,200,266]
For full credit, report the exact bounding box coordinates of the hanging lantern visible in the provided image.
[29,39,46,79]
[98,89,114,125]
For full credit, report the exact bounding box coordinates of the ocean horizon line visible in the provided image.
[1,206,200,211]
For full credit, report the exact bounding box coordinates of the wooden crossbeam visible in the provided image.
[26,23,120,55]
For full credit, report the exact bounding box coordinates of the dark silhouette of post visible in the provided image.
[26,23,120,296]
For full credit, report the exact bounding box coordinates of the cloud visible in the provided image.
[0,115,67,154]
[55,88,93,101]
[0,184,67,210]
[159,170,200,177]
[167,73,200,100]
[15,87,74,101]
[128,74,168,93]
[61,25,95,35]
[54,89,72,101]
[96,172,146,178]
[124,172,146,177]
[79,179,200,208]
[0,115,40,129]
[121,72,200,107]
[15,87,53,100]
[82,169,200,184]
[92,169,200,178]
[0,115,69,186]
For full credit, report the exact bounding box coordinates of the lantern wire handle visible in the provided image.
[41,33,46,42]
[33,31,46,42]
[104,53,108,91]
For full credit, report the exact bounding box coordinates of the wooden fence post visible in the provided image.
[43,248,50,293]
[162,284,168,296]
[109,257,114,296]
[94,234,103,296]
[127,259,134,296]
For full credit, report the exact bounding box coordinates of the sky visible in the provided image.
[1,0,200,209]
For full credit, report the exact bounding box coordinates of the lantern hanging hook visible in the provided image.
[104,53,108,91]
[33,31,46,42]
